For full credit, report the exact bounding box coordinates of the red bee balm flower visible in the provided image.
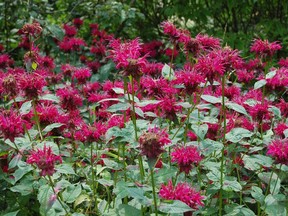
[0,110,24,142]
[250,39,281,57]
[109,38,147,78]
[267,139,288,165]
[171,145,202,174]
[27,145,62,176]
[159,180,204,210]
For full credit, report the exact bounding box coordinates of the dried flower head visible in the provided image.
[139,127,171,158]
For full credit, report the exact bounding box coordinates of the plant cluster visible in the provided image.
[0,18,288,216]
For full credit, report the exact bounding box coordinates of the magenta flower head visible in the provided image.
[19,72,46,99]
[267,139,288,165]
[159,180,204,210]
[73,67,92,84]
[27,145,62,176]
[109,38,147,79]
[250,39,281,58]
[20,21,42,38]
[171,145,202,174]
[0,110,24,142]
[139,127,171,159]
[56,86,83,110]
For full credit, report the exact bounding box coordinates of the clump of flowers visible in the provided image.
[267,139,288,165]
[159,180,204,210]
[139,127,171,158]
[171,145,202,174]
[27,145,62,176]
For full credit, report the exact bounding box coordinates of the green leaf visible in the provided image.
[102,158,123,170]
[112,87,124,94]
[251,186,264,205]
[97,178,114,187]
[42,123,64,134]
[258,172,281,195]
[136,100,160,107]
[162,64,175,80]
[242,154,273,171]
[56,163,76,175]
[254,79,266,89]
[8,154,22,169]
[200,139,224,156]
[39,94,60,103]
[125,187,150,205]
[2,210,20,216]
[74,194,90,208]
[19,100,32,115]
[116,204,142,215]
[135,107,144,118]
[63,184,82,203]
[223,180,242,192]
[191,124,208,140]
[265,204,287,216]
[226,102,249,116]
[159,200,192,214]
[32,62,38,70]
[201,95,222,104]
[265,70,277,79]
[10,178,34,196]
[154,166,178,184]
[226,127,253,143]
[46,24,65,40]
[13,163,33,184]
[107,103,131,112]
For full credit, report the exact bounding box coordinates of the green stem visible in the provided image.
[91,142,98,214]
[150,167,158,216]
[32,100,43,140]
[219,75,227,216]
[48,176,69,215]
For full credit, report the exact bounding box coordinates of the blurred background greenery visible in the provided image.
[1,0,288,56]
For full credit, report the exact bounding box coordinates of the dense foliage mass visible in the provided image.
[0,11,288,216]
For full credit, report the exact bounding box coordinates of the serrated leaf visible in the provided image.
[226,102,249,116]
[251,186,264,204]
[159,200,192,213]
[135,107,144,118]
[125,187,150,205]
[223,180,242,192]
[46,24,65,40]
[3,210,20,216]
[265,70,277,79]
[200,139,224,156]
[19,100,32,115]
[191,124,208,140]
[254,79,267,89]
[201,95,222,104]
[42,123,64,134]
[107,103,131,112]
[63,184,82,203]
[74,194,90,208]
[226,128,253,143]
[39,94,60,103]
[56,163,76,175]
[112,87,124,94]
[117,204,142,215]
[162,63,175,80]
